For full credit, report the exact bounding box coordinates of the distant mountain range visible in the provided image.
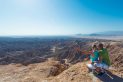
[76,31,123,36]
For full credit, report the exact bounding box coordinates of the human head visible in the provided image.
[92,44,97,50]
[98,43,104,50]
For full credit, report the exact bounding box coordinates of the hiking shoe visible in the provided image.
[97,72,105,76]
[92,70,99,75]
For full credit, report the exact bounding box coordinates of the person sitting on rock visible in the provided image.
[94,43,111,73]
[86,44,100,71]
[84,43,111,76]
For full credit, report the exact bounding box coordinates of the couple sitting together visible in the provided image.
[84,43,111,75]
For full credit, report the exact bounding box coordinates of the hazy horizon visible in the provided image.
[0,0,123,36]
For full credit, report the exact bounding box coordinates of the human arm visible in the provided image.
[81,50,93,55]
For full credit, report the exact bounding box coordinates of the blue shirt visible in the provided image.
[90,50,99,62]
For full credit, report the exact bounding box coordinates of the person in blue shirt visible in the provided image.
[86,44,99,70]
[90,45,99,63]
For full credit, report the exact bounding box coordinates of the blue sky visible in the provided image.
[0,0,123,36]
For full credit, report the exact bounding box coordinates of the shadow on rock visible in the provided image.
[95,71,123,82]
